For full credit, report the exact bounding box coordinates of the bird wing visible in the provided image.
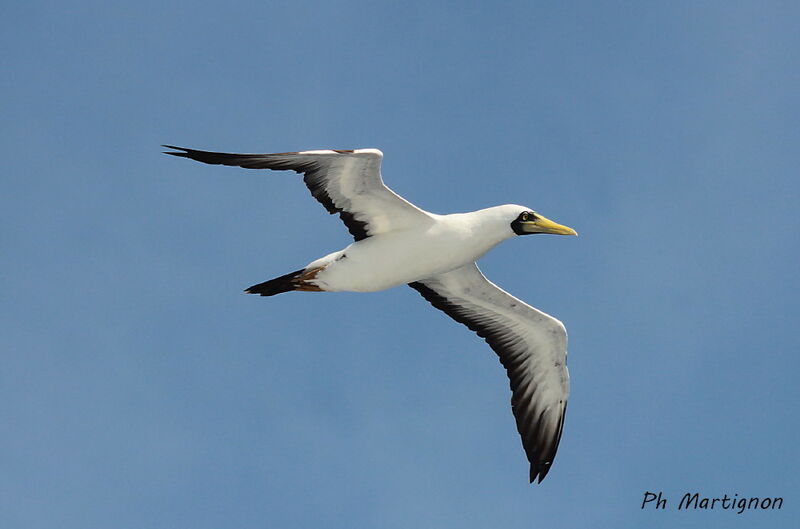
[408,263,569,483]
[163,146,431,241]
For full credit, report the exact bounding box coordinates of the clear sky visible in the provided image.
[2,1,798,528]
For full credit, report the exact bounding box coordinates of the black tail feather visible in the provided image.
[244,269,304,296]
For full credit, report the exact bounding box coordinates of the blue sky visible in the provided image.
[2,1,798,527]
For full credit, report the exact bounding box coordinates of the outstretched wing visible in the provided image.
[409,263,569,483]
[163,146,431,241]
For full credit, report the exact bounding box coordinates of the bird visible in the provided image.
[163,145,577,483]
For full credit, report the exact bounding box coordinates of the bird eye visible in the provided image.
[520,212,529,221]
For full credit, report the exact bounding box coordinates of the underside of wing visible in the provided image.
[409,263,569,483]
[163,146,431,241]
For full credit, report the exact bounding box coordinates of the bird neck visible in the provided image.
[448,207,517,248]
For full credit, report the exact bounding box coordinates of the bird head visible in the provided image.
[508,206,577,236]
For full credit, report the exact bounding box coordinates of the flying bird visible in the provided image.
[163,145,576,483]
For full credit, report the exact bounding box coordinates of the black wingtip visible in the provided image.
[529,461,553,484]
[162,145,189,156]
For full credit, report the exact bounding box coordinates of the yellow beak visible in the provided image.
[520,215,577,236]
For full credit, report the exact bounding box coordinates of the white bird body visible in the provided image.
[164,145,577,484]
[310,206,521,292]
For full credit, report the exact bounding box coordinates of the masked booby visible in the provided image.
[163,145,577,483]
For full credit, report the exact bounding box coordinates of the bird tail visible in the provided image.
[244,267,324,296]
